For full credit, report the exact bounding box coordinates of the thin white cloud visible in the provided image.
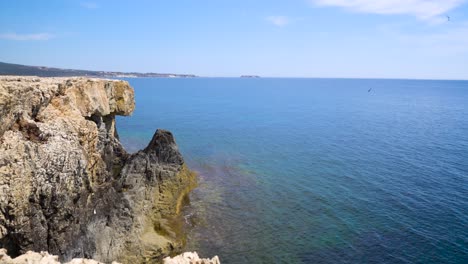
[310,0,466,20]
[80,2,99,9]
[0,33,54,41]
[266,16,290,27]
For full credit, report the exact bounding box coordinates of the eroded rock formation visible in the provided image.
[0,76,196,263]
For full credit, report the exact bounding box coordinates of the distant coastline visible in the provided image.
[0,61,197,78]
[4,61,466,81]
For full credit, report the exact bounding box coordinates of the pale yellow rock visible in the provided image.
[0,77,136,262]
[163,252,220,264]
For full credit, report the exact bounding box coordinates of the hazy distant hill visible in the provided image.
[0,61,197,78]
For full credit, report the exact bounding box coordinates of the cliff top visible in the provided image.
[0,76,135,137]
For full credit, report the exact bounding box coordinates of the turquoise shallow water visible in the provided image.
[117,78,468,264]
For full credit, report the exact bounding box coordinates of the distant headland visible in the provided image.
[240,75,260,78]
[0,61,198,78]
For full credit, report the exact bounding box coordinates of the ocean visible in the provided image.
[116,78,468,264]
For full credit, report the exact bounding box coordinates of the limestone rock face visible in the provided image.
[0,77,196,263]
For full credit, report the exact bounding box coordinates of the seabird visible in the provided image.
[447,15,450,21]
[368,88,372,92]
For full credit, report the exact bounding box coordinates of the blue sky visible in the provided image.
[1,0,468,79]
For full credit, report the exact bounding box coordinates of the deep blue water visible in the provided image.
[117,78,468,264]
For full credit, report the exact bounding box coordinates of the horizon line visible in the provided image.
[1,60,467,82]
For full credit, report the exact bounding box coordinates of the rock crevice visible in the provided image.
[0,76,195,263]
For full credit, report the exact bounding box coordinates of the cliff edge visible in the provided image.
[0,76,196,263]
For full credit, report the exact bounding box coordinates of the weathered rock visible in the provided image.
[0,248,122,264]
[0,76,196,263]
[163,252,220,264]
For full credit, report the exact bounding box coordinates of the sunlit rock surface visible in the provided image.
[163,252,220,264]
[0,76,196,263]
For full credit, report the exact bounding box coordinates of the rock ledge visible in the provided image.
[163,252,220,264]
[0,248,121,264]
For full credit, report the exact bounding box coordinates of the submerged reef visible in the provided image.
[0,76,197,263]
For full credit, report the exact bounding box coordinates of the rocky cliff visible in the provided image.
[0,76,196,263]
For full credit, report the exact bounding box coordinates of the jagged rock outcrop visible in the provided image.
[0,248,122,264]
[0,76,196,263]
[163,252,220,264]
